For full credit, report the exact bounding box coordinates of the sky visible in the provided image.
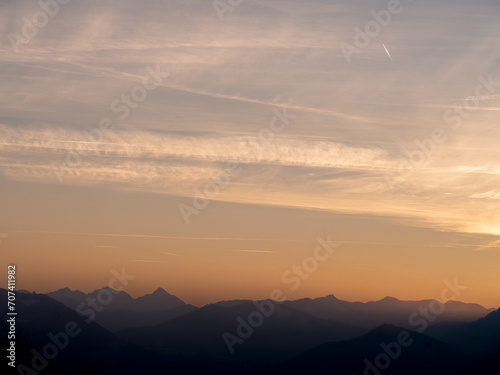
[1,0,500,308]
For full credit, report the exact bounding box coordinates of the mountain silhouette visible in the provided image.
[46,286,197,332]
[45,287,88,310]
[282,294,493,329]
[134,287,186,311]
[0,289,198,375]
[47,286,187,312]
[443,308,500,372]
[118,300,366,367]
[1,288,120,374]
[280,324,478,375]
[6,288,498,374]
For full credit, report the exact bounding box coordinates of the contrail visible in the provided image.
[230,249,277,254]
[5,230,299,242]
[54,140,121,145]
[382,44,393,62]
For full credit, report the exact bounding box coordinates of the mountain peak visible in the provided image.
[379,296,401,303]
[152,287,169,295]
[134,287,186,311]
[325,294,339,301]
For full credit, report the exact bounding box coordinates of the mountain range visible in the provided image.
[3,288,498,374]
[44,287,197,332]
[34,287,494,334]
[282,294,494,329]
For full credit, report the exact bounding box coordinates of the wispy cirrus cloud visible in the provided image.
[1,0,500,241]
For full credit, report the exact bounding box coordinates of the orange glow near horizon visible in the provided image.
[1,0,499,316]
[3,203,500,309]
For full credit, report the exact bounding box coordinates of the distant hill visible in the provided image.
[118,300,366,367]
[135,287,186,311]
[423,321,467,340]
[443,308,500,370]
[45,286,197,332]
[2,288,498,375]
[94,305,197,332]
[57,287,491,335]
[45,287,88,310]
[282,294,493,329]
[0,288,201,375]
[47,286,187,312]
[0,288,124,374]
[280,324,478,375]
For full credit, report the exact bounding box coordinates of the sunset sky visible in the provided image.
[1,0,500,308]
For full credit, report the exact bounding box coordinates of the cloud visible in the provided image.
[474,240,500,252]
[229,249,278,254]
[1,0,500,238]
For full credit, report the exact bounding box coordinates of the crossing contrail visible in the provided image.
[382,44,393,62]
